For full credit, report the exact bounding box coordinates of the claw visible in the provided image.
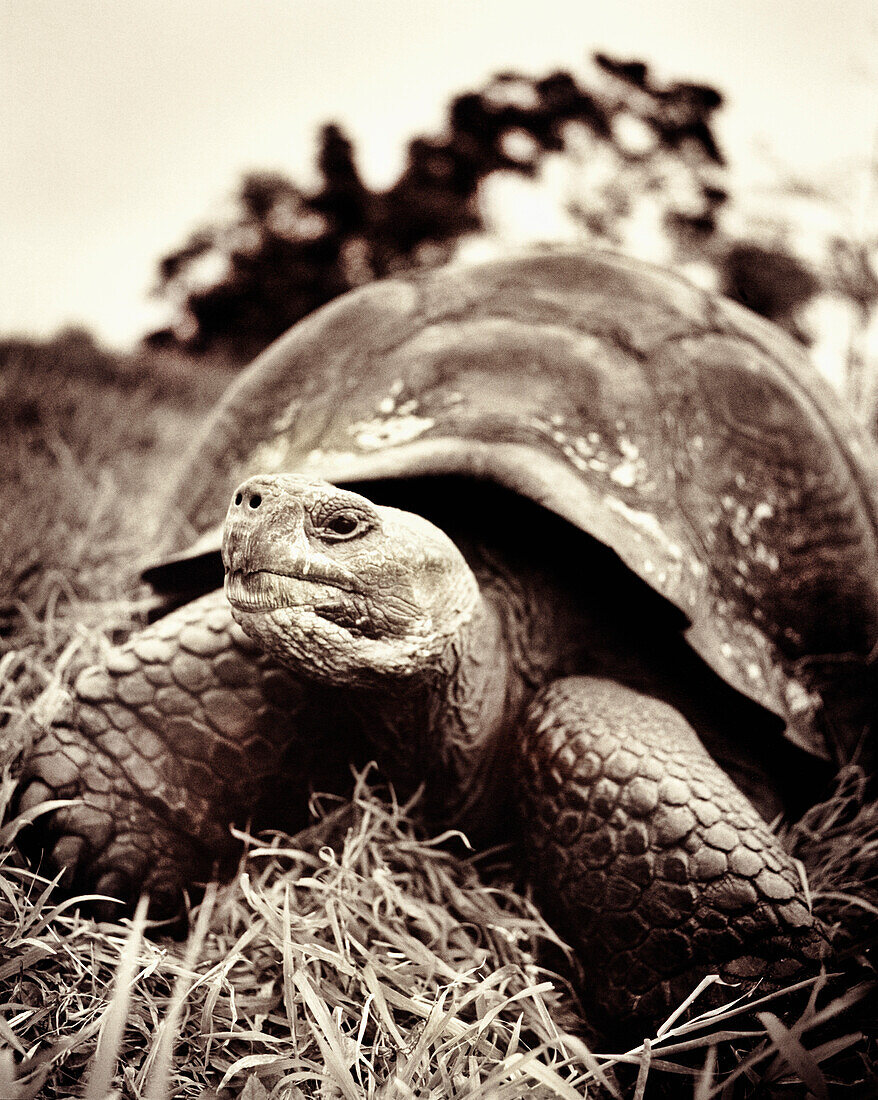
[17,779,54,816]
[147,875,186,922]
[51,835,86,888]
[94,871,131,920]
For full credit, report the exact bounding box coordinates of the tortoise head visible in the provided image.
[221,474,479,684]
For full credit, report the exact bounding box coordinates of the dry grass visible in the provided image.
[0,769,875,1099]
[0,339,876,1097]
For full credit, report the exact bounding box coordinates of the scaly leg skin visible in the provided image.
[17,589,319,914]
[517,676,828,1033]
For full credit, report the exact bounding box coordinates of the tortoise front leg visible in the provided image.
[516,676,827,1031]
[17,589,317,912]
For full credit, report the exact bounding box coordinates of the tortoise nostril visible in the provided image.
[234,492,243,506]
[249,493,262,509]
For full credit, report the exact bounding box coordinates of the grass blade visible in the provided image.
[83,894,149,1100]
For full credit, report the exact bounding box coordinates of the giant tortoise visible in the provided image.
[18,249,878,1028]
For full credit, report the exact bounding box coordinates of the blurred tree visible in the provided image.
[719,243,820,330]
[149,52,877,391]
[148,54,727,359]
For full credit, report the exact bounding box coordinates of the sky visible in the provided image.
[2,0,876,348]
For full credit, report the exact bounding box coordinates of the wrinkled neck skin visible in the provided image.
[231,585,518,843]
[342,588,519,841]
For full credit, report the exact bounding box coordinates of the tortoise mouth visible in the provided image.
[225,568,346,613]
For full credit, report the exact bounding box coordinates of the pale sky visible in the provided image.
[2,0,876,347]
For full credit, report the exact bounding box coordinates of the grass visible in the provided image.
[0,335,877,1097]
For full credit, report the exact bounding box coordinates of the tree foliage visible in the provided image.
[148,53,874,375]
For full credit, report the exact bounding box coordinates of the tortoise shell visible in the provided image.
[150,249,878,764]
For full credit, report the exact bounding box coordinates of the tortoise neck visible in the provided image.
[345,591,519,840]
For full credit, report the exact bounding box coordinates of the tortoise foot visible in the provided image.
[518,676,829,1031]
[16,589,310,909]
[18,719,225,917]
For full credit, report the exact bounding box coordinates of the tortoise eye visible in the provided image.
[320,511,368,540]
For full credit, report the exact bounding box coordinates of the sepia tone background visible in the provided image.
[3,1,877,383]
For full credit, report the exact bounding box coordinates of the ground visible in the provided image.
[0,337,876,1098]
